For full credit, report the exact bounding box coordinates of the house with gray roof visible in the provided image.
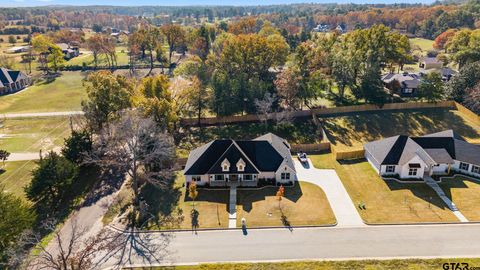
[364,130,480,180]
[0,67,31,95]
[419,67,457,82]
[419,57,443,70]
[382,72,420,96]
[184,133,296,187]
[56,43,80,60]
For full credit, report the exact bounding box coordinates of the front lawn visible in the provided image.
[310,153,458,223]
[236,181,336,227]
[0,116,71,152]
[0,160,37,201]
[0,71,87,114]
[322,108,480,151]
[123,173,230,230]
[440,176,480,221]
[135,258,480,270]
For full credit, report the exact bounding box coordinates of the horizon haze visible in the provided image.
[2,0,436,8]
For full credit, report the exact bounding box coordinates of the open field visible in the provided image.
[322,108,480,151]
[0,116,71,152]
[134,258,480,270]
[440,176,480,221]
[236,181,336,227]
[310,153,458,223]
[410,37,434,54]
[0,71,88,114]
[0,160,37,201]
[66,46,131,67]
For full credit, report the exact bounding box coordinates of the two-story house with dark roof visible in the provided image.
[184,133,296,187]
[364,130,480,180]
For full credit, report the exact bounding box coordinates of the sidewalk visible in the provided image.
[228,185,237,228]
[425,176,469,222]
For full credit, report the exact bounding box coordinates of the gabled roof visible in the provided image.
[184,133,293,175]
[411,137,456,159]
[424,149,454,164]
[7,70,20,81]
[365,130,479,166]
[382,73,420,88]
[254,133,295,172]
[184,140,232,175]
[0,67,13,84]
[420,57,441,64]
[207,144,259,174]
[454,139,480,165]
[422,130,464,141]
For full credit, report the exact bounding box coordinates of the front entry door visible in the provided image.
[229,174,238,182]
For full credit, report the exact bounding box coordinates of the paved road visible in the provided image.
[7,152,43,161]
[103,223,480,268]
[294,159,365,227]
[1,111,84,119]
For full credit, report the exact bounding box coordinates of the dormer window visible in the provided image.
[221,158,230,172]
[237,158,246,172]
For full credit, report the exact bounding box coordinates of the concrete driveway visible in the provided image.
[294,159,365,227]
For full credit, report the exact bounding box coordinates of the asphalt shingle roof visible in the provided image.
[365,130,479,167]
[184,133,292,175]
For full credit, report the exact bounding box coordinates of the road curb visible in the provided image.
[108,222,338,234]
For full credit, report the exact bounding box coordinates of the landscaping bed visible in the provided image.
[236,181,336,227]
[310,153,458,223]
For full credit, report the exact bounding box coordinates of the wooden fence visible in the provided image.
[291,142,331,153]
[180,101,457,126]
[331,146,365,161]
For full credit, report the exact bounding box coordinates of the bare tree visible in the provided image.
[254,92,276,130]
[274,108,295,126]
[86,110,176,225]
[7,219,172,270]
[7,219,106,270]
[464,83,480,115]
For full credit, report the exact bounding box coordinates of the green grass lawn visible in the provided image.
[0,160,37,201]
[0,117,71,152]
[322,108,480,151]
[410,37,434,54]
[104,172,230,230]
[236,181,336,227]
[66,50,130,67]
[0,71,87,114]
[440,176,480,221]
[310,153,458,223]
[132,258,480,270]
[175,178,230,230]
[66,46,135,67]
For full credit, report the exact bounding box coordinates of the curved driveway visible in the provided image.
[294,159,365,227]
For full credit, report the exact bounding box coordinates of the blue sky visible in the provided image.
[2,0,434,7]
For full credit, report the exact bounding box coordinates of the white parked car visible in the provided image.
[297,152,308,164]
